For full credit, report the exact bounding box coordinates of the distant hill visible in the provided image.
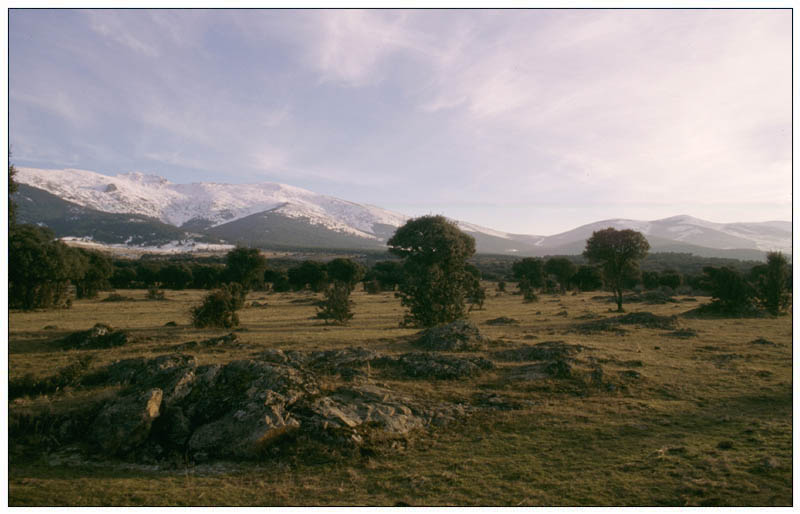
[14,167,791,260]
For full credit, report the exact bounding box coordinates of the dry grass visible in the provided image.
[8,288,793,506]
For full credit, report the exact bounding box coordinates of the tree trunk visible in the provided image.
[615,286,624,312]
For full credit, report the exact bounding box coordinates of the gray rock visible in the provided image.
[380,352,494,380]
[492,341,582,362]
[415,320,488,351]
[91,388,163,455]
[188,391,300,458]
[306,347,382,371]
[61,323,130,349]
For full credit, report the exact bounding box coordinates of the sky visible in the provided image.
[8,8,792,235]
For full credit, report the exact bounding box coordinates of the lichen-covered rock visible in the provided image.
[306,347,383,371]
[380,352,494,380]
[492,341,582,362]
[60,323,130,349]
[174,333,239,351]
[415,320,488,351]
[188,392,301,458]
[300,384,427,439]
[91,388,163,455]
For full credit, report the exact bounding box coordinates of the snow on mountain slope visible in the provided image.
[15,167,790,255]
[16,167,409,240]
[542,215,791,254]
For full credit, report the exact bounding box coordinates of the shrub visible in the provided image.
[146,284,166,300]
[191,285,241,328]
[316,281,355,325]
[700,266,756,315]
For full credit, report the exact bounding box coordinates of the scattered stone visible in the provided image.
[164,321,178,327]
[43,325,58,330]
[414,320,488,351]
[750,337,778,346]
[555,310,569,317]
[484,316,519,326]
[717,440,734,450]
[60,323,130,350]
[492,341,582,362]
[249,301,268,308]
[619,370,642,380]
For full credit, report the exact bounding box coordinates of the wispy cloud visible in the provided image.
[8,9,791,233]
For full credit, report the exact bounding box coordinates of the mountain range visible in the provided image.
[14,167,792,260]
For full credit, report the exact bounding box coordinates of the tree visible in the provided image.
[9,160,18,228]
[74,249,113,298]
[641,271,660,290]
[225,246,267,292]
[465,263,486,311]
[9,225,83,309]
[388,215,476,327]
[658,269,682,290]
[701,266,755,315]
[512,257,544,302]
[544,257,577,293]
[367,261,404,291]
[583,228,650,312]
[287,260,328,292]
[160,262,194,290]
[572,265,604,291]
[752,252,790,316]
[316,258,364,325]
[326,258,365,288]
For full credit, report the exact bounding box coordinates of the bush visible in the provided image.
[700,266,756,315]
[146,284,166,300]
[316,281,354,325]
[191,285,242,328]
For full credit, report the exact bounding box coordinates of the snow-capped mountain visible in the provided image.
[14,167,791,259]
[15,167,409,241]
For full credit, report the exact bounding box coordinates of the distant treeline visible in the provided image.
[9,224,790,311]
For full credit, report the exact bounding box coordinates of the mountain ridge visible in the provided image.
[14,167,791,259]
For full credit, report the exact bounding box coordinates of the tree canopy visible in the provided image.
[387,215,476,327]
[583,228,650,311]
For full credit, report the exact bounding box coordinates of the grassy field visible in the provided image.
[8,287,793,506]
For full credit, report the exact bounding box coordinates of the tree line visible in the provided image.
[9,164,790,323]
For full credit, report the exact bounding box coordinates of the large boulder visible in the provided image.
[91,388,163,455]
[415,320,489,351]
[300,384,428,442]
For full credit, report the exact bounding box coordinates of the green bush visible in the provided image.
[191,285,241,328]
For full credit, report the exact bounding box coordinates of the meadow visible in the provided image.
[8,286,793,506]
